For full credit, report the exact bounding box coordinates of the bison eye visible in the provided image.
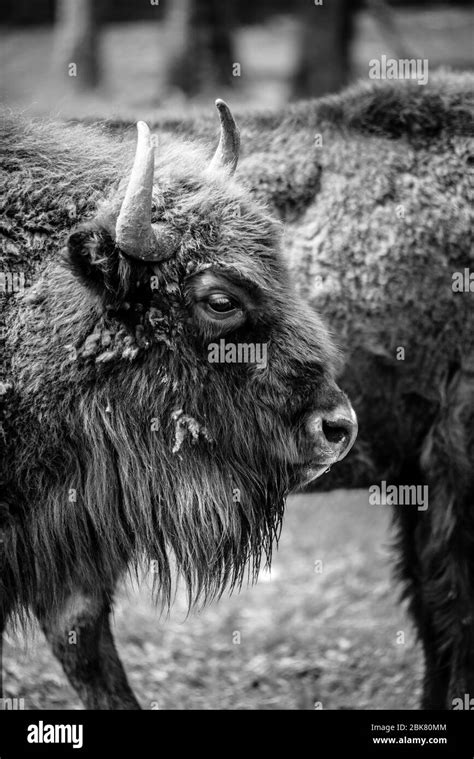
[204,293,241,318]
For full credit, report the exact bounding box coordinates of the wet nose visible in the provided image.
[306,399,358,464]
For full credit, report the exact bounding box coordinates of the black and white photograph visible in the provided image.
[0,0,473,752]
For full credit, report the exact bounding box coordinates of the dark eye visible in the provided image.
[205,293,240,316]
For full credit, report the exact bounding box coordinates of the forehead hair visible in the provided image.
[108,134,285,276]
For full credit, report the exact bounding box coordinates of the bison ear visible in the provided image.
[66,224,131,300]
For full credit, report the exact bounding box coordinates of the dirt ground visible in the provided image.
[2,490,422,710]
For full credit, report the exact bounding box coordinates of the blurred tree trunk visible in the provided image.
[291,0,357,99]
[161,0,235,97]
[53,0,101,90]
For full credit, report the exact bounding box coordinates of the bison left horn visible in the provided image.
[208,99,240,175]
[115,121,176,262]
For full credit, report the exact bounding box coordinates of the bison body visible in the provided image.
[246,72,472,709]
[244,73,473,708]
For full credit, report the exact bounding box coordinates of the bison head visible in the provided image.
[22,102,357,605]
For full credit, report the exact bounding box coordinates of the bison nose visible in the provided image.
[306,401,358,464]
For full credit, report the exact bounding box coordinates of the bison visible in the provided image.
[0,99,357,708]
[86,70,473,709]
[286,72,473,710]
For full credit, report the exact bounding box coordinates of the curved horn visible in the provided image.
[208,99,240,175]
[115,121,175,262]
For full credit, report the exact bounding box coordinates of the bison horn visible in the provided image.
[115,121,175,262]
[208,99,240,175]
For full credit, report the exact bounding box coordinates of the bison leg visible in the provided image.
[396,364,474,709]
[37,591,140,710]
[394,508,451,708]
[414,497,474,711]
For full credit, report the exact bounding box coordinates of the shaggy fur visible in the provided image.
[1,72,473,709]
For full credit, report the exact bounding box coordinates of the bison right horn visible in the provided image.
[208,99,240,175]
[115,121,176,262]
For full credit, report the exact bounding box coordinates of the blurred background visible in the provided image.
[1,0,473,118]
[1,1,473,709]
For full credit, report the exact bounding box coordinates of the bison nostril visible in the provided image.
[322,419,350,445]
[306,401,358,464]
